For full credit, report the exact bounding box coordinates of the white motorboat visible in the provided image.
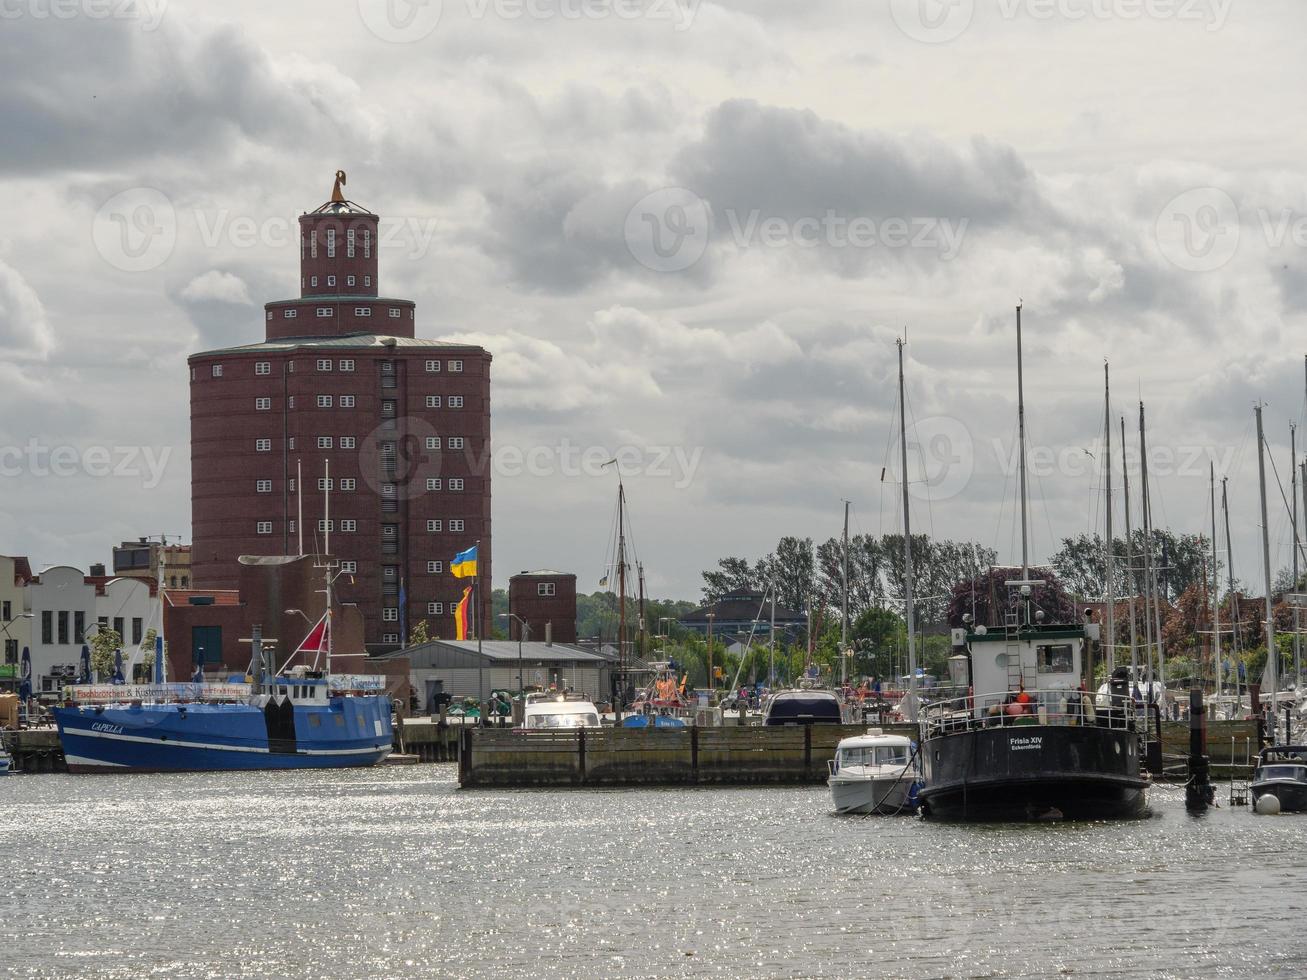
[521,692,602,730]
[827,728,919,815]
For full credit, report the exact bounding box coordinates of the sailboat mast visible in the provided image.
[1104,362,1115,671]
[1121,417,1139,685]
[1210,462,1222,707]
[617,478,627,702]
[841,501,852,684]
[1256,404,1277,733]
[637,562,647,666]
[1293,425,1301,687]
[1223,477,1240,659]
[1015,304,1030,578]
[897,338,918,721]
[769,586,776,689]
[1139,402,1167,698]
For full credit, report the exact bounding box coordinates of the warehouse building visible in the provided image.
[402,639,612,711]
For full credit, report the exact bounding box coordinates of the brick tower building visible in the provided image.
[189,173,492,650]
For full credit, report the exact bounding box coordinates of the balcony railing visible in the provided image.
[922,688,1139,738]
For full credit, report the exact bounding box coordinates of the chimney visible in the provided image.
[545,621,553,647]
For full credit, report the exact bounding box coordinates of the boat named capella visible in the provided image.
[52,612,393,774]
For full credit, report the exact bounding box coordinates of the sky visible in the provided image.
[2,0,1307,600]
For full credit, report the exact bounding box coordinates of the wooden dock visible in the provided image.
[457,724,918,788]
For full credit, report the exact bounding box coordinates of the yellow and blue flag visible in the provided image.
[452,544,478,579]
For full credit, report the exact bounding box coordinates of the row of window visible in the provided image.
[39,611,144,647]
[203,358,467,379]
[256,395,463,412]
[255,478,465,493]
[256,435,468,451]
[271,305,408,321]
[303,228,372,260]
[301,274,373,289]
[254,520,467,534]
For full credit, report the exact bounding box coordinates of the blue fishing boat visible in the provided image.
[52,569,394,773]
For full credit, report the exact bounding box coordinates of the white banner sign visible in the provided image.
[66,682,251,703]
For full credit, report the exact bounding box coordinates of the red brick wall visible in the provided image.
[508,574,578,643]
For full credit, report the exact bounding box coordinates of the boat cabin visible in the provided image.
[953,618,1098,720]
[831,730,913,773]
[521,695,601,730]
[762,690,843,726]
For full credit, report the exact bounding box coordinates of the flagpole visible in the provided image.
[476,539,484,718]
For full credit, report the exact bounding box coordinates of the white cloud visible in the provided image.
[179,270,253,305]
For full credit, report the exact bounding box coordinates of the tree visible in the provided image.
[755,536,817,614]
[89,627,122,677]
[946,567,1077,629]
[408,620,431,647]
[701,557,760,602]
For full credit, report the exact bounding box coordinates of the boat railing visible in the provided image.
[922,689,1139,738]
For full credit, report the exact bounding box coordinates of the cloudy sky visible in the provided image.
[2,0,1307,599]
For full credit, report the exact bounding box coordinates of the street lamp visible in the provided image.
[498,613,530,695]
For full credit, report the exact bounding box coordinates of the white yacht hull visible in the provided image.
[828,773,917,815]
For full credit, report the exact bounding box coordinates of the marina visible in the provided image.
[2,766,1306,978]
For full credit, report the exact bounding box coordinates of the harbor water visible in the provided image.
[1,767,1303,978]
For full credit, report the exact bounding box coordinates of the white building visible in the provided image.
[0,555,34,689]
[27,566,159,695]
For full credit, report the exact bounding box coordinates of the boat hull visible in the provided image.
[1252,780,1307,813]
[828,774,918,815]
[53,698,393,774]
[919,722,1148,821]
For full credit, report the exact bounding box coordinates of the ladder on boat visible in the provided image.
[1003,613,1025,691]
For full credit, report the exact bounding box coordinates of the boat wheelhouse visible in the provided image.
[521,692,602,730]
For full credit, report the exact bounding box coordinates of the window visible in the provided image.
[425,359,441,373]
[1037,644,1075,674]
[448,396,464,408]
[311,276,318,287]
[113,617,124,643]
[363,231,371,258]
[425,437,441,450]
[425,396,442,408]
[347,229,355,258]
[382,633,399,644]
[132,618,143,646]
[317,395,333,408]
[326,229,336,257]
[285,309,297,319]
[311,231,317,258]
[382,608,398,622]
[449,437,465,450]
[288,520,296,534]
[425,478,441,491]
[268,310,274,321]
[317,359,333,371]
[450,520,465,532]
[340,519,357,532]
[301,234,306,261]
[382,524,398,538]
[449,360,464,373]
[428,602,444,615]
[347,275,355,286]
[538,582,557,597]
[317,478,333,491]
[256,439,271,452]
[317,437,333,449]
[255,397,271,411]
[212,364,223,377]
[381,361,394,373]
[41,611,52,645]
[317,308,332,318]
[327,275,336,287]
[257,522,272,535]
[256,480,272,493]
[288,479,296,492]
[288,437,295,449]
[426,520,442,532]
[427,561,444,573]
[340,437,356,450]
[255,361,270,375]
[389,308,401,319]
[340,395,356,408]
[355,307,372,317]
[340,478,356,490]
[190,367,196,381]
[383,566,397,579]
[57,611,68,645]
[288,396,295,409]
[341,561,357,573]
[364,275,372,287]
[74,611,85,645]
[449,479,464,491]
[318,520,334,532]
[339,359,355,372]
[1,600,8,622]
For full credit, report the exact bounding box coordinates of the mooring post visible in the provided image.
[1185,687,1213,811]
[690,725,699,782]
[577,728,586,784]
[1147,702,1164,776]
[804,723,812,777]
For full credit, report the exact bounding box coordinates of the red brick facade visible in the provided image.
[188,183,492,651]
[507,571,578,643]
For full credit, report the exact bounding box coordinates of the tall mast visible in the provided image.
[1223,477,1240,660]
[1210,462,1222,707]
[617,476,627,703]
[1139,402,1167,698]
[897,338,918,721]
[1293,424,1301,687]
[1104,362,1115,671]
[1256,404,1277,733]
[769,585,776,689]
[1015,304,1030,578]
[1121,417,1139,686]
[841,501,852,684]
[637,562,647,665]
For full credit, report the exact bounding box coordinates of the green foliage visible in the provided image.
[89,627,122,676]
[407,620,431,647]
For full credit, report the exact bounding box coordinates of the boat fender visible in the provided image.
[1255,794,1281,815]
[1037,704,1048,725]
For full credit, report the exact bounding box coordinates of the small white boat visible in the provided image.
[827,728,919,815]
[521,693,602,730]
